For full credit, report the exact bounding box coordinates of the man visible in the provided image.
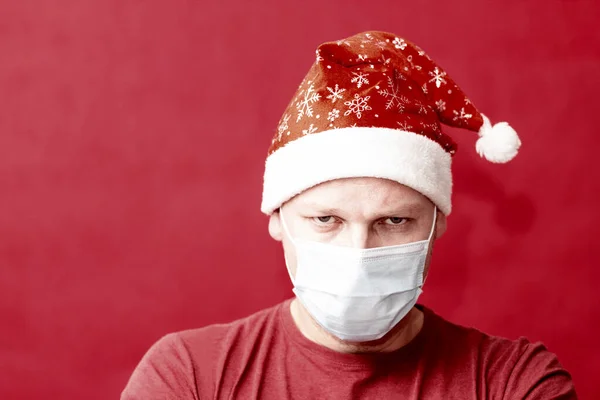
[122,31,576,399]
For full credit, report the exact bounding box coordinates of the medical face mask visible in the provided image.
[280,206,437,342]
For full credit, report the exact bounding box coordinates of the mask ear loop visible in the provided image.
[427,206,438,242]
[279,206,295,245]
[278,207,298,285]
[420,205,438,289]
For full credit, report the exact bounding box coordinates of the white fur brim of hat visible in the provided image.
[261,127,453,215]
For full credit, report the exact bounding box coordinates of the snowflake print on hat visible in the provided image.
[378,76,404,110]
[435,100,446,112]
[428,67,447,88]
[379,54,391,65]
[393,37,407,50]
[344,94,372,119]
[262,31,522,218]
[326,84,346,103]
[327,108,340,123]
[295,83,321,122]
[375,39,387,50]
[453,107,473,124]
[350,72,369,88]
[397,120,413,130]
[267,31,520,164]
[415,100,429,115]
[315,49,324,63]
[277,114,291,141]
[302,124,318,135]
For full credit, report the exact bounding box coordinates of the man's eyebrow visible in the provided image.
[375,203,428,216]
[297,203,344,215]
[297,202,429,216]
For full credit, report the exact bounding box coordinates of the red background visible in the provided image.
[1,1,598,398]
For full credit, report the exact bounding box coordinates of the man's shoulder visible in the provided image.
[423,305,556,361]
[421,306,576,398]
[172,299,287,354]
[121,301,289,399]
[131,300,286,372]
[423,305,538,348]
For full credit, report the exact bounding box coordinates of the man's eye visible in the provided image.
[313,216,335,224]
[384,217,407,225]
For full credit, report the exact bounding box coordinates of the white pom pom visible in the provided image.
[475,114,522,163]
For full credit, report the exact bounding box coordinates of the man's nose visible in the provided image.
[347,224,380,249]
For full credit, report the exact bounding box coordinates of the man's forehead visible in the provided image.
[294,200,429,214]
[290,179,432,214]
[298,177,425,199]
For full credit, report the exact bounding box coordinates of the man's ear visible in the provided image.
[435,210,447,239]
[268,210,283,241]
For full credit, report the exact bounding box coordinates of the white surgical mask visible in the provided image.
[280,206,437,342]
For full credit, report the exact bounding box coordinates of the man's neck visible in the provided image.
[289,298,424,354]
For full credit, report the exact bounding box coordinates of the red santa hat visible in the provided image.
[261,31,521,215]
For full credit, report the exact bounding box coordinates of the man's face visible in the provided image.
[268,177,447,279]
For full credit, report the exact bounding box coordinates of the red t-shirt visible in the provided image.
[121,300,576,399]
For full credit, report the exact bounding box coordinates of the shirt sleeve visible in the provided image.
[502,340,577,400]
[121,333,200,400]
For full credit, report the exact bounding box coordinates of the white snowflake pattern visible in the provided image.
[378,76,403,110]
[344,94,372,119]
[295,83,321,122]
[298,78,312,91]
[415,100,429,115]
[326,84,346,103]
[375,40,387,50]
[357,54,368,61]
[327,108,340,122]
[422,83,428,95]
[337,40,351,46]
[415,45,431,59]
[393,37,407,50]
[453,107,473,122]
[277,114,291,139]
[350,72,370,88]
[435,100,446,112]
[394,70,407,81]
[397,121,413,130]
[420,121,439,131]
[302,124,318,135]
[316,49,324,63]
[379,54,391,65]
[428,67,447,88]
[465,97,472,105]
[397,95,411,112]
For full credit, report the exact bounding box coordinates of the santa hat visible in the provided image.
[261,31,521,215]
